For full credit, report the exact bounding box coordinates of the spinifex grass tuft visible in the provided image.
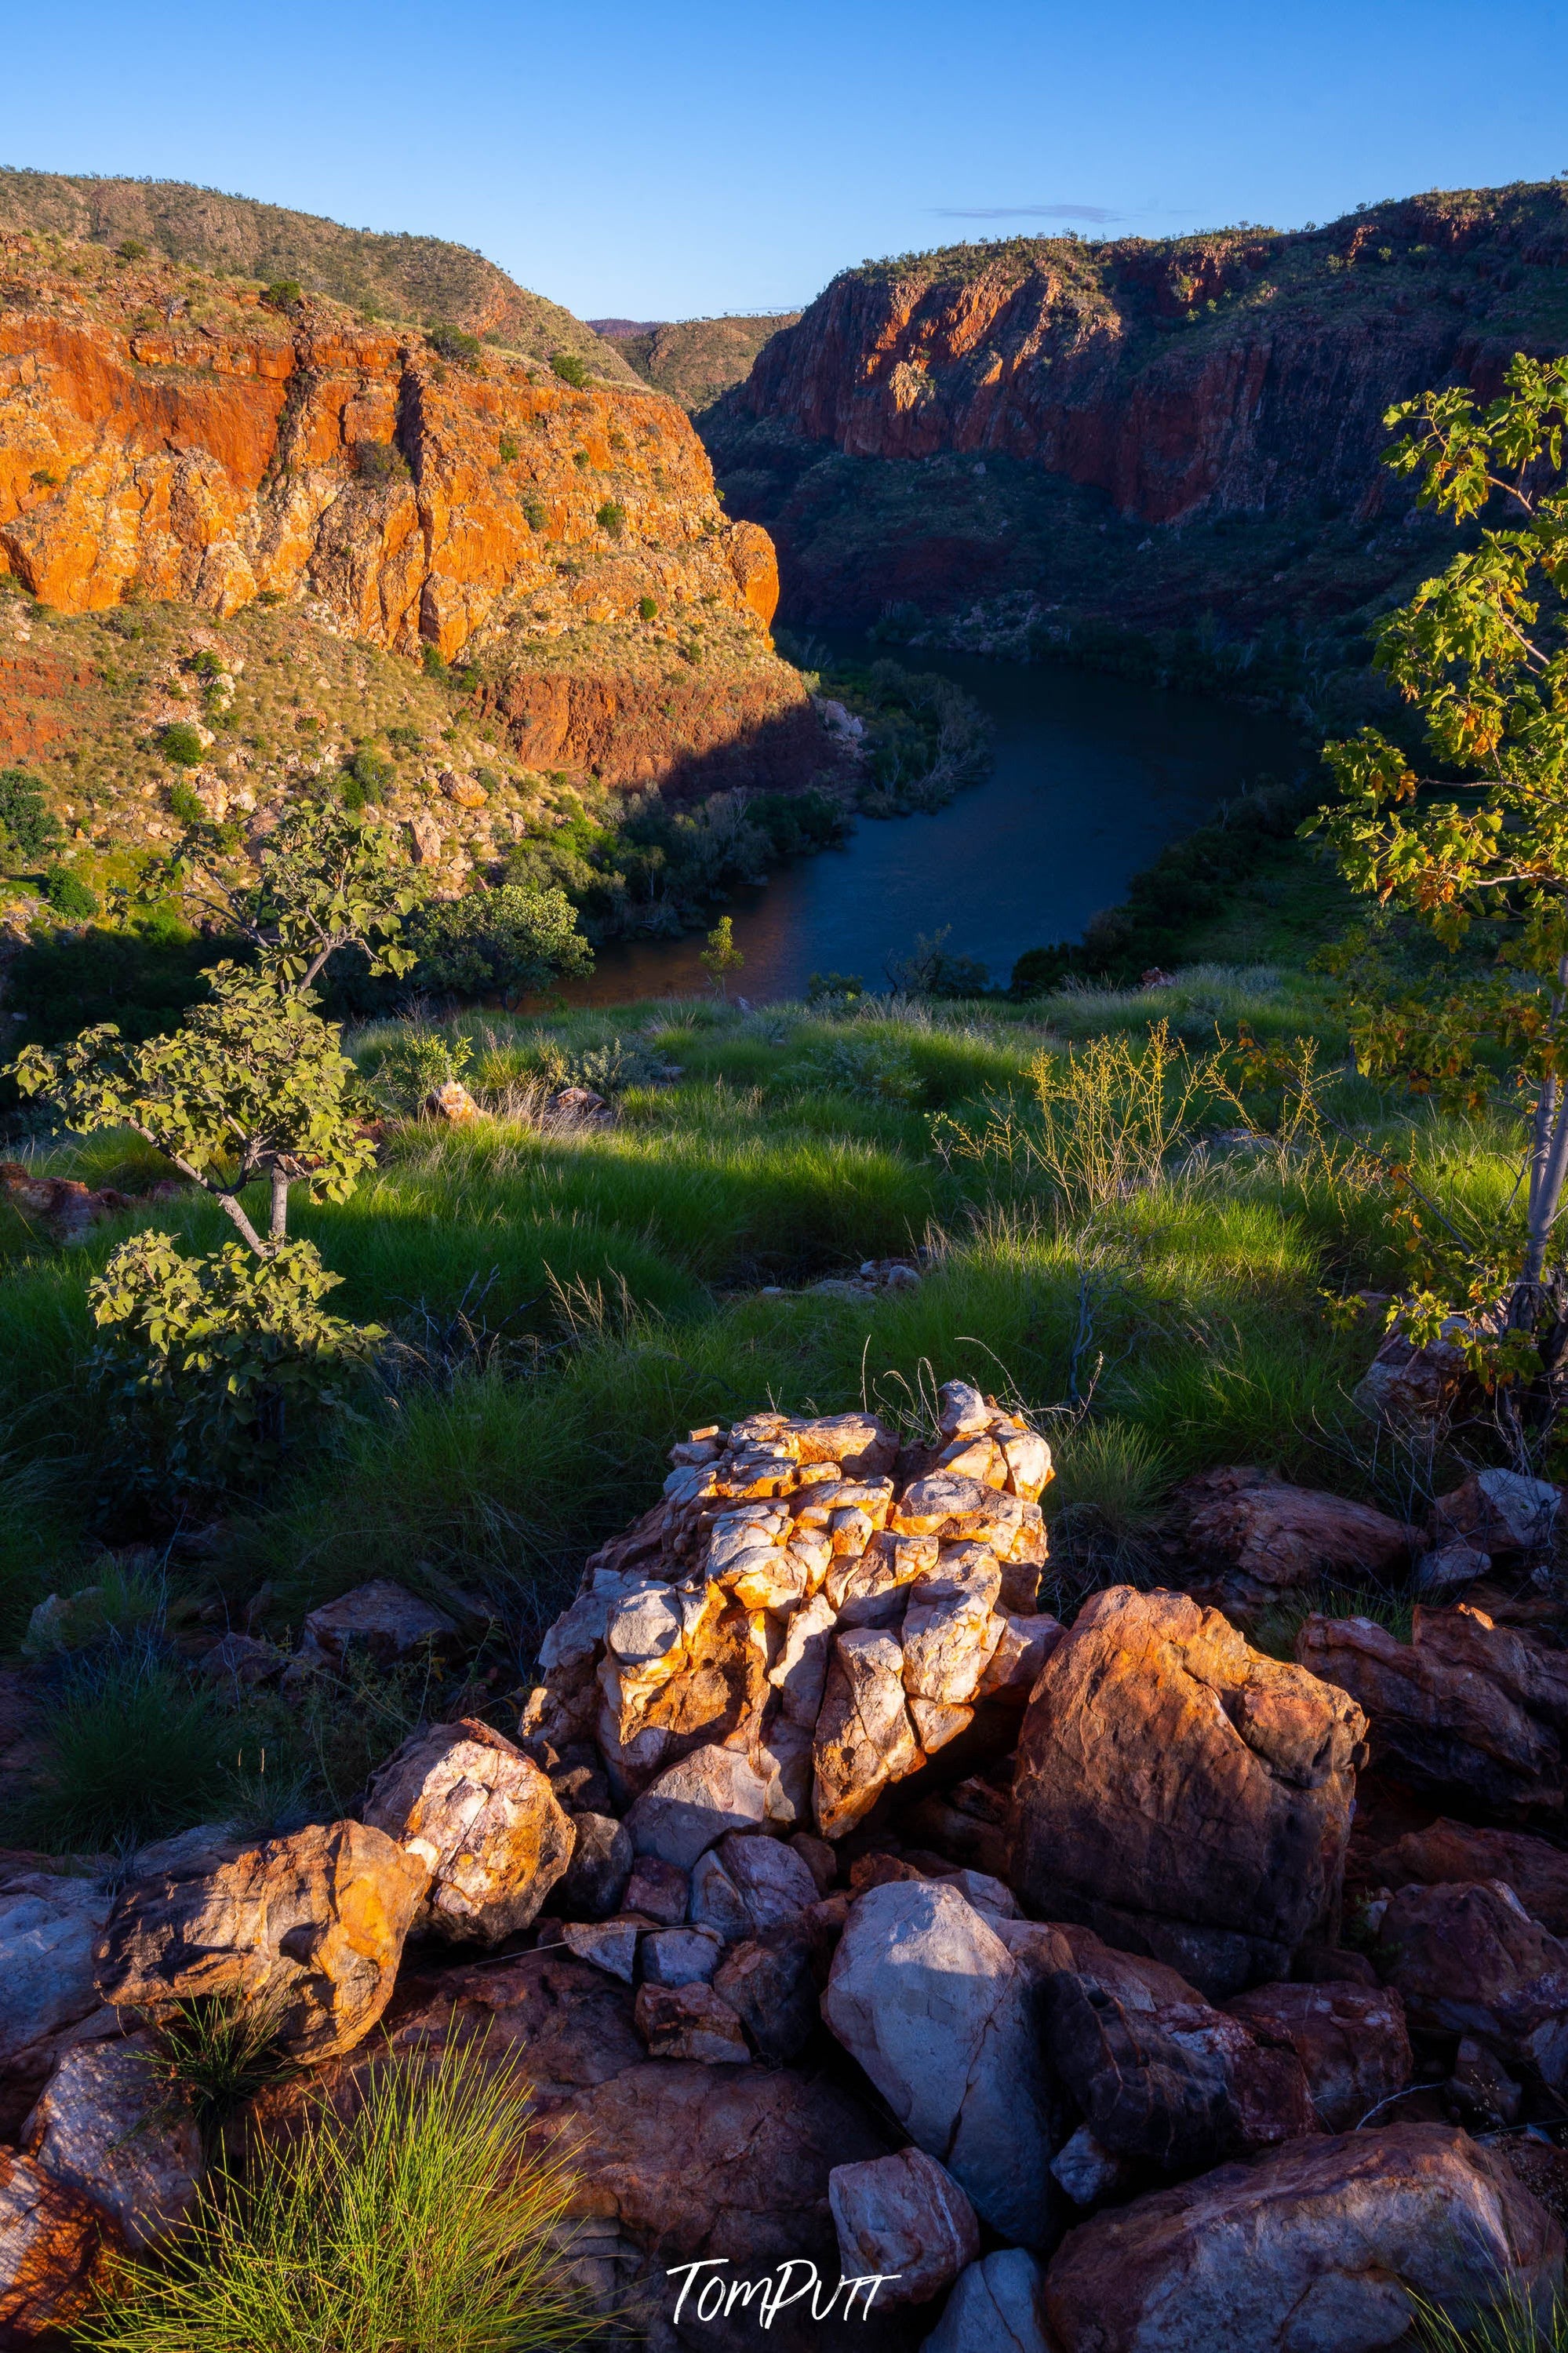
[1412,2283,1568,2351]
[77,2039,606,2353]
[146,1989,300,2148]
[20,1633,236,1852]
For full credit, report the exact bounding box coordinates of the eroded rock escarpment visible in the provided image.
[0,234,813,789]
[706,178,1568,627]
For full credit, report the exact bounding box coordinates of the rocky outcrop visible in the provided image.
[0,2147,113,2338]
[1008,1586,1367,1995]
[1296,1603,1568,1817]
[1041,2124,1563,2352]
[96,1819,431,2060]
[1370,1817,1568,1936]
[363,1718,574,1943]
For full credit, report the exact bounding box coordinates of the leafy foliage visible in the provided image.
[406,883,592,997]
[77,2039,602,2353]
[89,1232,382,1492]
[1314,353,1568,1316]
[159,722,208,769]
[0,764,65,867]
[367,1025,475,1116]
[426,321,482,366]
[42,865,98,918]
[549,350,588,388]
[176,800,420,994]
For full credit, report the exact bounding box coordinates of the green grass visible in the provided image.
[18,1636,239,1852]
[76,2039,602,2353]
[0,978,1533,1655]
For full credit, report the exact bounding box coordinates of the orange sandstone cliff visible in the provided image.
[0,234,816,790]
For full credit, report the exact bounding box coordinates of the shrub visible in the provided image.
[595,500,627,539]
[341,746,394,808]
[116,238,149,260]
[169,781,206,827]
[806,970,866,1013]
[800,1035,922,1106]
[521,496,547,531]
[42,865,99,918]
[421,643,449,681]
[0,764,65,866]
[356,441,409,486]
[262,279,303,310]
[550,351,589,388]
[638,594,658,621]
[75,2039,599,2353]
[427,322,482,366]
[29,467,58,490]
[3,920,223,1047]
[497,435,520,464]
[386,724,424,755]
[886,927,988,997]
[407,883,593,998]
[160,721,208,769]
[368,1025,475,1116]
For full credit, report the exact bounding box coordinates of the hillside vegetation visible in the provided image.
[596,313,802,410]
[0,166,638,381]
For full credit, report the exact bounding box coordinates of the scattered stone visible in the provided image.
[1184,1475,1413,1608]
[621,1856,689,1927]
[1375,1816,1568,1936]
[633,1980,750,2063]
[1434,1467,1561,1557]
[623,1745,773,1869]
[0,1869,113,2093]
[922,2249,1050,2353]
[1372,1879,1568,2091]
[0,2147,111,2337]
[298,1580,457,1669]
[688,1848,752,1941]
[1222,1979,1413,2133]
[560,1916,644,1983]
[97,1820,431,2061]
[1041,2125,1564,2353]
[829,2146,980,2308]
[1010,1586,1367,1996]
[791,1831,838,1895]
[638,1924,723,1987]
[1050,2123,1141,2210]
[1415,1539,1490,1598]
[427,1078,486,1123]
[555,1811,632,1920]
[1297,1604,1568,1817]
[711,1930,818,2063]
[22,2034,200,2250]
[363,1718,573,1943]
[197,1630,286,1686]
[1353,1313,1481,1429]
[822,1879,1059,2246]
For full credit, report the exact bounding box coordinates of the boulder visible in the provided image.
[1222,1980,1413,2133]
[813,1630,922,1840]
[554,1810,632,1921]
[1433,1467,1560,1557]
[1352,1313,1485,1430]
[560,1917,644,1983]
[920,2249,1048,2353]
[1376,1817,1568,1936]
[96,1820,431,2060]
[717,1830,820,1936]
[711,1930,819,2063]
[1041,2125,1563,2353]
[1372,1879,1568,2090]
[1009,1587,1367,1996]
[900,1546,1003,1706]
[298,1579,457,1668]
[829,2147,980,2309]
[1184,1477,1412,1605]
[1050,2125,1141,2211]
[689,1848,754,1942]
[640,1925,724,1987]
[0,1867,113,2104]
[634,1980,751,2063]
[622,1744,772,1869]
[1415,1540,1490,1599]
[822,1880,1060,2246]
[23,2034,201,2250]
[0,2147,112,2338]
[362,1718,573,1943]
[623,1856,689,1926]
[1296,1604,1568,1817]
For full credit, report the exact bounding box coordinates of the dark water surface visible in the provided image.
[562,646,1306,1007]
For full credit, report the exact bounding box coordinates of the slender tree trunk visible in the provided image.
[269,1167,289,1246]
[1521,945,1568,1297]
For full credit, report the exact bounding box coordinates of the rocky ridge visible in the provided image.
[9,1376,1568,2344]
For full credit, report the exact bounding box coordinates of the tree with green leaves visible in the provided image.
[1315,351,1568,1357]
[6,806,414,1492]
[700,915,743,997]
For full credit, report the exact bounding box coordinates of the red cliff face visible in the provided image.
[0,235,809,786]
[709,183,1568,623]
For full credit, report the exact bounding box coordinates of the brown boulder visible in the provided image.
[298,1579,457,1668]
[362,1718,573,1943]
[1042,2125,1563,2353]
[1377,1817,1568,1935]
[1296,1604,1568,1817]
[634,1980,751,2063]
[1043,2136,1561,2353]
[828,2147,980,2309]
[96,1820,431,2061]
[711,1930,818,2063]
[1184,1476,1412,1605]
[1222,1980,1413,2133]
[0,2147,113,2338]
[1009,1586,1367,1995]
[1432,1468,1560,1557]
[1373,1879,1568,2090]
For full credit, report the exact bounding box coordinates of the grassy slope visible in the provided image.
[0,167,638,381]
[609,315,802,412]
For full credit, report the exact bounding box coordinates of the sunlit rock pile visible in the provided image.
[9,1378,1568,2347]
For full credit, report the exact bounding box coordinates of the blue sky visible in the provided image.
[3,0,1564,321]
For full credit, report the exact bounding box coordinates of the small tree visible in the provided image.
[1315,353,1568,1358]
[700,915,744,998]
[7,807,417,1492]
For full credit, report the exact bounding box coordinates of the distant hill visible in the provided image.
[0,167,638,381]
[595,312,801,411]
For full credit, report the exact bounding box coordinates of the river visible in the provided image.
[559,647,1307,1006]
